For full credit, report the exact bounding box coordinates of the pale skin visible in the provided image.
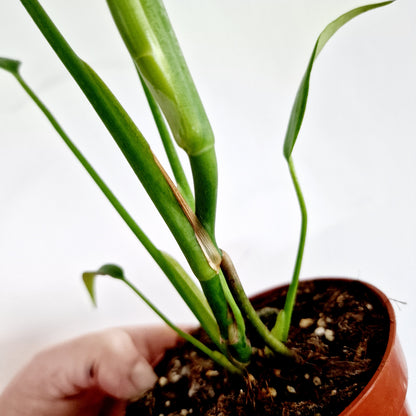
[0,326,180,416]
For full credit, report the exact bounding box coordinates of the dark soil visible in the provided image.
[126,279,390,416]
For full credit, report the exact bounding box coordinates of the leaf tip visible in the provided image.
[82,272,97,307]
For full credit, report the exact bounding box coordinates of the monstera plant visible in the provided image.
[0,0,410,415]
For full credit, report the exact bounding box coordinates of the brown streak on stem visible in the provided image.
[153,153,221,272]
[220,250,242,293]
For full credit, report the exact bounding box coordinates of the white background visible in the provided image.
[1,0,415,411]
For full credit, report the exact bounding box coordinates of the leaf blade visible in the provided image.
[82,264,124,306]
[283,1,394,160]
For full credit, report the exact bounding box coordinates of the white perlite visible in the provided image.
[317,317,326,327]
[158,376,168,387]
[287,385,296,394]
[324,329,335,341]
[313,376,322,386]
[169,373,182,383]
[314,326,325,336]
[299,318,314,328]
[268,387,277,397]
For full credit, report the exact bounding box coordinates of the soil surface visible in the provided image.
[126,279,390,415]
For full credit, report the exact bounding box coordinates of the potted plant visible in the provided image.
[0,0,411,414]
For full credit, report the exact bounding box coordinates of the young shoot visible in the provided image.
[276,0,393,342]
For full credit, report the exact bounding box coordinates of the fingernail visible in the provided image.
[129,360,157,399]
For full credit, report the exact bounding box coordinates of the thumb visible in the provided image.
[124,357,158,399]
[78,328,158,400]
[0,328,162,416]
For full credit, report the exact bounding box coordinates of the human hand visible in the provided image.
[0,326,179,416]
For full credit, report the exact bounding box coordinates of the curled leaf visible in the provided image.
[283,1,393,160]
[0,57,21,75]
[82,264,125,306]
[106,0,214,156]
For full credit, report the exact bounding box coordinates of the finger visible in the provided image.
[0,327,174,416]
[76,328,158,400]
[24,328,158,401]
[123,325,185,366]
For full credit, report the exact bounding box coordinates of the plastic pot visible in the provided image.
[337,279,409,416]
[251,278,409,416]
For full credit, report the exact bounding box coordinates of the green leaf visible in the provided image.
[106,0,214,157]
[0,57,21,75]
[283,1,394,160]
[82,264,125,306]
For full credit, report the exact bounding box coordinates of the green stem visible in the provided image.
[19,0,220,285]
[107,0,219,246]
[18,0,242,363]
[280,156,307,342]
[122,277,242,374]
[218,270,252,363]
[202,271,252,363]
[200,276,232,340]
[11,70,222,349]
[105,0,226,341]
[138,72,195,210]
[221,251,293,358]
[190,149,218,242]
[280,3,393,343]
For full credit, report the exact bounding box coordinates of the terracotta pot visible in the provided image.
[251,278,410,416]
